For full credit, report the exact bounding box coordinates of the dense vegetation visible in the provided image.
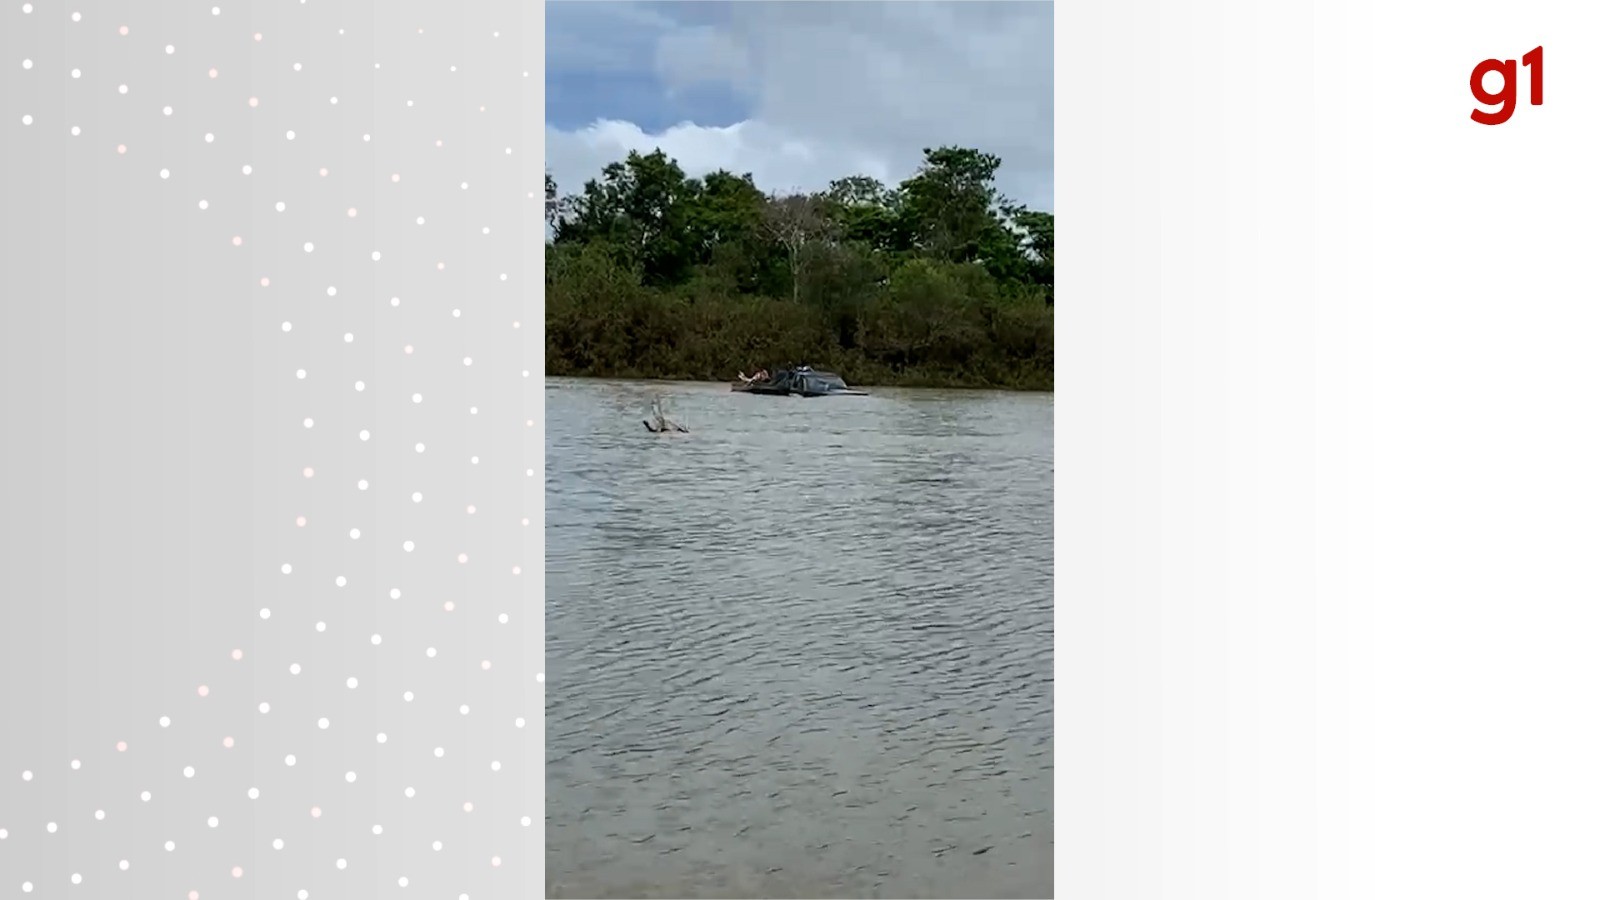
[545,146,1054,389]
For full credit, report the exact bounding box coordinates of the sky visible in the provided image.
[545,1,1054,216]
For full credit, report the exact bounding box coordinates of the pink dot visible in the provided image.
[303,467,314,478]
[197,685,209,697]
[522,518,529,526]
[231,867,242,878]
[259,277,270,287]
[253,32,262,41]
[190,892,199,900]
[512,566,522,575]
[513,321,522,329]
[119,25,128,35]
[346,208,357,217]
[481,660,492,671]
[443,601,455,612]
[231,236,242,246]
[208,68,218,78]
[248,97,258,107]
[319,167,329,177]
[435,140,442,147]
[403,345,414,354]
[231,649,243,660]
[295,516,306,527]
[116,144,127,154]
[222,737,234,748]
[466,505,476,514]
[436,262,445,270]
[491,856,502,867]
[391,173,400,182]
[463,802,473,812]
[116,741,128,752]
[457,554,468,564]
[310,806,321,818]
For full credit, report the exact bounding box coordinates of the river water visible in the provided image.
[545,378,1054,898]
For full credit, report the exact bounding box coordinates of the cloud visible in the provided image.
[544,1,1054,213]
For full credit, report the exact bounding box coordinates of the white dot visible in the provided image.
[293,62,302,71]
[275,201,286,212]
[515,717,526,728]
[329,96,338,105]
[284,755,296,767]
[371,251,382,261]
[357,480,368,491]
[452,309,462,318]
[281,563,292,574]
[411,393,422,403]
[260,607,271,619]
[406,787,416,798]
[326,286,337,297]
[70,125,80,135]
[318,718,329,729]
[345,771,356,782]
[344,333,354,343]
[247,787,259,799]
[460,182,469,190]
[159,716,171,727]
[303,242,314,252]
[272,838,284,850]
[432,840,442,851]
[198,199,208,209]
[416,216,425,225]
[162,105,171,115]
[241,164,252,174]
[402,540,415,552]
[71,68,81,79]
[46,822,56,833]
[21,59,30,69]
[159,168,170,179]
[286,130,295,140]
[203,132,214,144]
[463,357,472,366]
[71,759,81,771]
[182,766,194,778]
[164,841,175,852]
[359,429,370,441]
[374,825,385,836]
[522,816,532,826]
[354,381,365,391]
[433,747,444,758]
[536,672,545,682]
[389,588,401,599]
[335,576,347,587]
[71,11,80,21]
[390,296,400,307]
[211,6,220,14]
[403,691,414,702]
[118,84,127,94]
[498,613,509,624]
[281,321,292,332]
[141,791,152,801]
[71,874,81,885]
[415,443,425,453]
[119,860,128,871]
[370,634,382,645]
[397,876,407,887]
[459,705,470,715]
[346,676,359,689]
[259,702,270,713]
[349,528,360,539]
[207,816,218,828]
[336,859,346,870]
[303,418,314,428]
[425,647,436,658]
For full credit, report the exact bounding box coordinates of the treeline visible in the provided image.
[545,146,1054,389]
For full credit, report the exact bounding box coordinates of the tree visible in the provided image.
[760,192,829,304]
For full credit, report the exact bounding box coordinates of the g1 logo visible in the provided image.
[1471,46,1543,125]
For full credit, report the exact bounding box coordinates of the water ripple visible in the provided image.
[547,379,1054,899]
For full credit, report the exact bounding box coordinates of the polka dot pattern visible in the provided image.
[1,2,539,896]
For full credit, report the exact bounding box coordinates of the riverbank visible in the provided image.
[544,366,1053,391]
